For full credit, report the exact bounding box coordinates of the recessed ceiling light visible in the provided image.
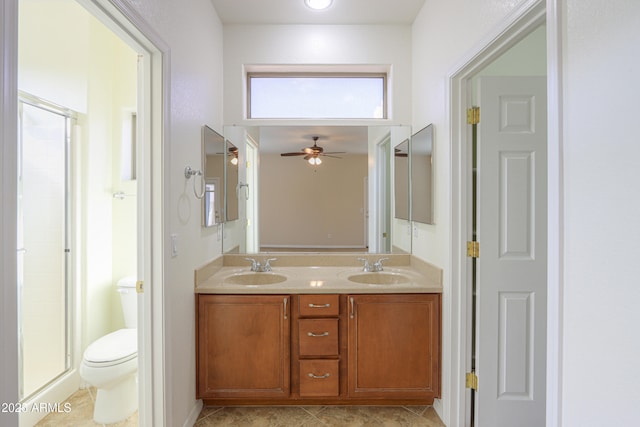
[305,0,333,11]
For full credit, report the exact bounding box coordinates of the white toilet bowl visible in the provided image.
[80,277,138,424]
[80,328,137,424]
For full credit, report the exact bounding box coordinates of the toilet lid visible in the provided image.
[84,329,137,364]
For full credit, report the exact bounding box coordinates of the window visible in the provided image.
[247,73,387,119]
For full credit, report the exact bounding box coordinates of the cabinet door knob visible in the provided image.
[307,331,330,337]
[308,373,331,379]
[283,297,288,319]
[308,303,331,308]
[350,297,355,319]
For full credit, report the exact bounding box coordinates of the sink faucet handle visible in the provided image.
[245,257,259,271]
[264,258,277,271]
[373,257,389,271]
[357,258,371,272]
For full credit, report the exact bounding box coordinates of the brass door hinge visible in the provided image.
[467,241,480,258]
[136,280,144,294]
[466,371,478,391]
[467,107,480,125]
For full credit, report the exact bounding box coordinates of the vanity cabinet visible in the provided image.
[196,295,290,399]
[348,294,440,400]
[196,293,440,404]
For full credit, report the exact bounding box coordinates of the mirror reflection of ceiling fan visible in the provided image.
[394,148,408,157]
[280,136,345,165]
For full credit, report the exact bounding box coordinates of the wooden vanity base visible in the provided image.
[196,293,441,405]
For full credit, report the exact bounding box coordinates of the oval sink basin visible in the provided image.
[224,273,287,286]
[347,272,411,285]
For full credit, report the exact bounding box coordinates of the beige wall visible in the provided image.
[260,154,368,248]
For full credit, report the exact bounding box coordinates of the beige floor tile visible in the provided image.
[34,388,138,427]
[313,406,387,427]
[197,405,446,427]
[196,406,319,427]
[366,406,438,426]
[421,407,446,426]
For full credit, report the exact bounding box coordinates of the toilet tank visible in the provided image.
[117,277,137,328]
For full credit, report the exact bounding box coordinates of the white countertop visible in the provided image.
[195,265,442,294]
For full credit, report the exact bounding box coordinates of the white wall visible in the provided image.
[560,1,640,425]
[222,24,413,125]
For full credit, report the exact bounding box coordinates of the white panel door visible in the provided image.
[477,76,547,427]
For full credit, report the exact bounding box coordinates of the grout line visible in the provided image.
[299,406,328,426]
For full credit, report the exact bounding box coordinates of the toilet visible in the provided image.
[80,277,138,424]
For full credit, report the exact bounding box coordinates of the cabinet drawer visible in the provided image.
[299,360,339,397]
[299,319,339,356]
[298,294,339,317]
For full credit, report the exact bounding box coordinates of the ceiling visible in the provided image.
[212,0,425,155]
[210,0,426,25]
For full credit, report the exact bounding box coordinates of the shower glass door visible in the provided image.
[18,96,73,400]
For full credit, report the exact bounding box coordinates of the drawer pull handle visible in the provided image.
[308,373,331,379]
[308,303,331,308]
[307,331,329,337]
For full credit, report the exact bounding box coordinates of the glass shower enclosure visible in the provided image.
[17,94,74,400]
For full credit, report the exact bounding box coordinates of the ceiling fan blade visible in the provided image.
[322,155,342,159]
[322,151,346,155]
[281,152,307,156]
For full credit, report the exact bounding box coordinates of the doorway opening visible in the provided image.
[14,0,167,425]
[448,1,547,426]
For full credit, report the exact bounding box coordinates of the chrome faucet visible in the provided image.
[357,258,373,272]
[358,257,389,272]
[245,257,277,272]
[263,258,277,272]
[372,258,388,272]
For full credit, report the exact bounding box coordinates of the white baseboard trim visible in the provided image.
[182,399,203,427]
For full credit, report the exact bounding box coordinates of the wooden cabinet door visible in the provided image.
[197,295,290,399]
[348,294,440,400]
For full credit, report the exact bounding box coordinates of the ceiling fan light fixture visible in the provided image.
[304,0,333,11]
[308,157,322,165]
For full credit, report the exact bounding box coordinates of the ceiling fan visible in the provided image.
[280,136,345,165]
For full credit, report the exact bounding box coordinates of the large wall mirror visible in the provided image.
[393,138,409,221]
[411,124,434,224]
[202,125,224,227]
[221,125,412,254]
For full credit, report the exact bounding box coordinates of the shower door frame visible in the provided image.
[17,92,77,402]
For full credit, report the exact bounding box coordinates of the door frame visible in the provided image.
[0,0,169,425]
[374,133,391,253]
[83,1,170,425]
[446,0,560,425]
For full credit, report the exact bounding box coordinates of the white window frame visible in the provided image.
[246,71,388,120]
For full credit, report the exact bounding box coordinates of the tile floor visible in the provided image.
[196,405,446,427]
[34,388,137,427]
[34,387,446,426]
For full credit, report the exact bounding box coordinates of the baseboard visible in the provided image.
[182,399,203,427]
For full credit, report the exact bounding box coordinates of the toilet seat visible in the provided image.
[83,328,137,367]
